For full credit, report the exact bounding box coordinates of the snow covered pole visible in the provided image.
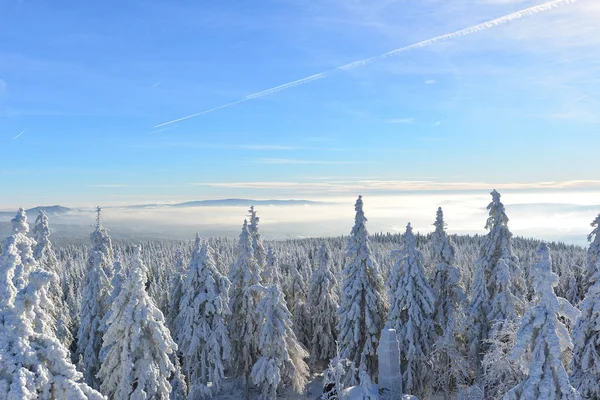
[378,328,402,399]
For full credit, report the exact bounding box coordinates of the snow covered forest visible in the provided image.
[1,190,600,400]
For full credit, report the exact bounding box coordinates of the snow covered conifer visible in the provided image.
[504,243,580,400]
[430,207,465,334]
[429,208,467,397]
[98,246,177,399]
[307,241,339,371]
[77,250,113,389]
[464,260,490,378]
[337,196,387,377]
[248,206,266,270]
[229,220,263,399]
[10,208,37,292]
[167,247,187,337]
[251,284,309,399]
[88,206,114,278]
[386,223,434,398]
[0,268,104,400]
[262,247,282,286]
[585,214,600,290]
[465,190,523,378]
[77,207,115,388]
[176,237,231,399]
[571,257,600,398]
[322,343,357,400]
[32,210,73,349]
[0,236,20,309]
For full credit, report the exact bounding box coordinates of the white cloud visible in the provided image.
[386,118,415,124]
[192,179,600,193]
[253,158,377,165]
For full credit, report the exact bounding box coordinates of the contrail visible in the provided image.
[155,0,576,128]
[12,129,26,140]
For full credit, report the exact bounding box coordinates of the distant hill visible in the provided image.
[124,199,331,209]
[0,205,73,217]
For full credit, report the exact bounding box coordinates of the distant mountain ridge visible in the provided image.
[123,198,331,209]
[0,205,72,217]
[0,199,330,216]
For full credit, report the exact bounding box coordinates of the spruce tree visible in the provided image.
[248,206,266,270]
[32,210,73,349]
[307,241,339,372]
[429,208,467,398]
[176,237,231,399]
[504,243,580,400]
[465,190,523,378]
[77,207,115,388]
[229,220,262,400]
[0,223,103,399]
[262,247,282,286]
[167,248,187,337]
[571,257,600,398]
[386,223,435,398]
[251,284,309,399]
[337,195,387,377]
[98,246,177,399]
[585,214,600,292]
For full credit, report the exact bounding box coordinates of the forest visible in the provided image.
[1,190,599,400]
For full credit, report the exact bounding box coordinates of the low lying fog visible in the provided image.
[1,191,598,245]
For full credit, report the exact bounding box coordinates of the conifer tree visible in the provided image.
[98,246,177,399]
[307,241,339,371]
[77,207,115,388]
[176,237,231,399]
[251,284,309,399]
[429,208,467,398]
[585,214,600,291]
[465,190,523,378]
[32,210,73,349]
[504,243,580,400]
[167,248,187,337]
[0,223,103,399]
[10,208,37,291]
[337,195,387,377]
[248,206,266,270]
[262,247,282,286]
[386,223,435,398]
[571,257,600,398]
[77,250,112,389]
[229,220,262,400]
[430,208,465,333]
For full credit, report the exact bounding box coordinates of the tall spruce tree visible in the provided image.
[337,195,387,377]
[229,220,262,400]
[32,210,73,349]
[571,257,600,398]
[251,284,309,399]
[386,223,435,398]
[0,217,103,399]
[429,208,467,398]
[77,207,114,389]
[307,241,339,371]
[98,246,177,399]
[505,243,580,400]
[176,237,231,399]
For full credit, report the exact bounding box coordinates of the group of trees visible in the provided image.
[1,192,600,399]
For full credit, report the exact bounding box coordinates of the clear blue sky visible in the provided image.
[1,0,598,207]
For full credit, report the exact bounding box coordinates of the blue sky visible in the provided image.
[1,0,599,207]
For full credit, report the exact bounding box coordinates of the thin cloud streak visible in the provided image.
[254,158,378,165]
[154,0,577,127]
[12,129,26,140]
[192,179,600,193]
